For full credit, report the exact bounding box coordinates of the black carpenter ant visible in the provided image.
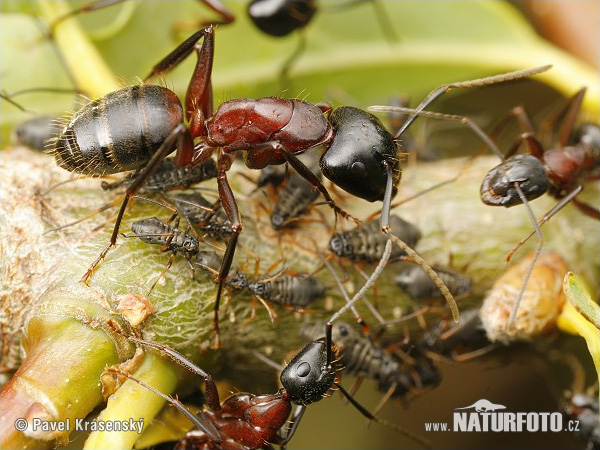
[478,88,599,327]
[107,329,430,449]
[394,265,472,302]
[51,24,550,346]
[301,321,441,403]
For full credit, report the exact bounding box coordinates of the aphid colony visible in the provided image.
[5,3,599,449]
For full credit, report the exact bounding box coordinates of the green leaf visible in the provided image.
[1,0,598,146]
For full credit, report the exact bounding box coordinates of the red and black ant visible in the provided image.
[478,88,599,327]
[107,329,430,449]
[51,24,550,346]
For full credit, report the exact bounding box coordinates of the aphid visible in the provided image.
[329,215,421,263]
[12,115,61,152]
[395,265,472,301]
[301,321,441,400]
[479,88,599,326]
[123,216,200,292]
[194,250,325,312]
[107,330,429,449]
[126,216,199,256]
[171,192,232,240]
[419,308,493,360]
[52,24,549,345]
[270,153,322,230]
[101,157,218,195]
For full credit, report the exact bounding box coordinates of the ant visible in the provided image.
[479,88,599,327]
[49,0,397,83]
[51,23,550,346]
[107,328,430,449]
[301,321,441,406]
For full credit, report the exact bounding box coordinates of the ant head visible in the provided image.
[321,107,400,203]
[280,338,339,405]
[480,155,549,207]
[247,0,317,37]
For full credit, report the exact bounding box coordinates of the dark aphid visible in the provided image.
[12,115,61,151]
[257,164,287,189]
[301,322,440,399]
[419,308,491,359]
[101,157,218,193]
[129,217,199,256]
[271,154,321,230]
[329,215,421,263]
[249,274,325,309]
[194,250,324,310]
[171,192,232,240]
[395,265,472,301]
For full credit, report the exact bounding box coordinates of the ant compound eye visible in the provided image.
[296,361,311,377]
[351,161,367,177]
[338,325,349,336]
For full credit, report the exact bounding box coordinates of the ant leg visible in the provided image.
[507,182,544,329]
[280,31,307,87]
[47,0,129,36]
[279,405,307,448]
[334,382,432,448]
[556,88,586,147]
[369,105,505,160]
[281,148,361,224]
[212,153,243,349]
[506,184,587,262]
[81,124,193,283]
[106,368,221,443]
[392,65,551,139]
[112,331,221,413]
[380,162,459,322]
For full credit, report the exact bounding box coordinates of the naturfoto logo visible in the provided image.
[453,399,562,432]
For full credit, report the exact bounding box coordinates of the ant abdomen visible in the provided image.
[54,85,183,175]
